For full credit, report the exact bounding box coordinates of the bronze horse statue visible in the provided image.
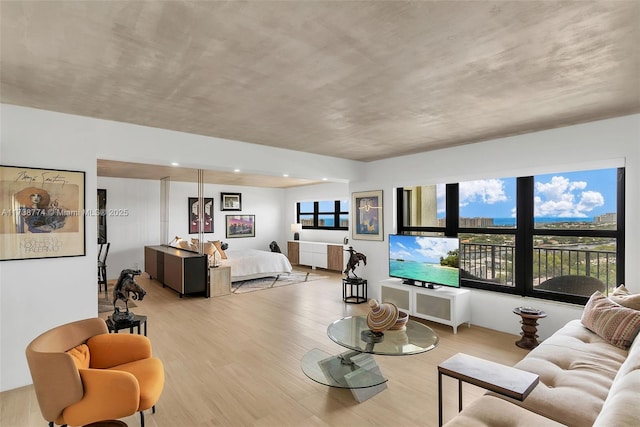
[112,268,146,322]
[344,246,367,278]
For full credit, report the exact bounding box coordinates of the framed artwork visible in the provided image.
[226,214,255,238]
[97,189,107,244]
[188,197,214,234]
[221,192,242,211]
[0,164,86,261]
[352,190,383,241]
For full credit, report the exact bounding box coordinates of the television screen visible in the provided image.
[389,234,460,288]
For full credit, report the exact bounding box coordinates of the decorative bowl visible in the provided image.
[366,299,399,332]
[388,310,409,330]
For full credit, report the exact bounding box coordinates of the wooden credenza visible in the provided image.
[144,245,209,298]
[287,241,346,272]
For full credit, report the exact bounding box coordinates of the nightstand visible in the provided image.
[209,265,231,297]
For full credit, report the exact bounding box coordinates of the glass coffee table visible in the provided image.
[301,315,439,402]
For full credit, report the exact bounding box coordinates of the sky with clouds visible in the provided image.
[437,168,617,219]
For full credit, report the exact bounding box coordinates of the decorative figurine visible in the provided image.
[344,246,367,278]
[112,268,146,323]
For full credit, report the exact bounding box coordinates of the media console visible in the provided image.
[379,279,471,334]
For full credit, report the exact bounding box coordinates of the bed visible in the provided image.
[220,249,293,282]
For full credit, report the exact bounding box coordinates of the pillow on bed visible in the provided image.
[212,241,227,259]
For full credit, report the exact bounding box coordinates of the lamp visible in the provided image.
[291,223,302,240]
[167,236,181,247]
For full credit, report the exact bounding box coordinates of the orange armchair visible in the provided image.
[25,318,164,427]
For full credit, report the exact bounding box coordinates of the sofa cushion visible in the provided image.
[491,320,627,427]
[442,395,565,427]
[610,285,640,310]
[66,344,90,370]
[593,370,640,426]
[581,291,640,349]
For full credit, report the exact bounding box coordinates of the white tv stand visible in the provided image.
[379,279,471,334]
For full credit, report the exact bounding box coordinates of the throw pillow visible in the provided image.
[610,285,640,311]
[581,291,640,350]
[212,240,227,259]
[66,344,90,369]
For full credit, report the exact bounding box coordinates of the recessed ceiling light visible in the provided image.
[283,173,289,177]
[171,162,179,166]
[233,169,241,173]
[322,177,328,181]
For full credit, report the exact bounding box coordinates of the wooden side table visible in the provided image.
[209,265,231,297]
[513,307,547,350]
[437,353,539,426]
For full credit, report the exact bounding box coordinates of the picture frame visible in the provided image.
[188,197,214,234]
[97,189,107,244]
[225,214,255,238]
[0,164,86,261]
[221,192,242,211]
[352,190,383,241]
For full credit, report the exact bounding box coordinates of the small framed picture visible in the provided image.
[188,197,213,234]
[226,215,255,238]
[221,192,242,211]
[352,190,383,241]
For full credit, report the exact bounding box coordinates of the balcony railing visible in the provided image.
[460,243,617,292]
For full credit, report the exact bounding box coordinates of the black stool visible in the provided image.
[343,277,367,304]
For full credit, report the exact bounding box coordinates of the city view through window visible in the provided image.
[401,167,621,299]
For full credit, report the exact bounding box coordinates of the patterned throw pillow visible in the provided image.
[609,285,640,310]
[581,291,640,350]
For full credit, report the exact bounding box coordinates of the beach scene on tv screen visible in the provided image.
[389,236,459,286]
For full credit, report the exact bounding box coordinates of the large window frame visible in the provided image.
[296,200,348,231]
[396,168,625,305]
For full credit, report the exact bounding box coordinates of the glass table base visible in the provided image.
[301,348,388,402]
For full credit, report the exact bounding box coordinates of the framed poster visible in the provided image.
[221,192,242,211]
[225,214,255,238]
[0,165,86,261]
[352,190,383,241]
[188,197,213,234]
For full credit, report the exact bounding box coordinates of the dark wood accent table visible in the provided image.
[437,353,539,426]
[513,307,547,349]
[106,314,147,336]
[342,277,367,304]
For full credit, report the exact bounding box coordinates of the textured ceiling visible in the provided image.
[2,1,639,170]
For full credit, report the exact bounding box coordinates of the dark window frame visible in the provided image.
[296,200,348,231]
[396,168,625,305]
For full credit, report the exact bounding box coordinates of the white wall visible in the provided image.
[356,114,640,338]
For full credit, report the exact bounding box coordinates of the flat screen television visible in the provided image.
[388,234,460,288]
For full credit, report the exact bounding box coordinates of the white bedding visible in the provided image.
[220,249,293,282]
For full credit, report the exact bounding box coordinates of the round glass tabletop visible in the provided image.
[327,315,439,356]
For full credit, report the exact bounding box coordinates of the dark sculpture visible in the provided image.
[112,269,146,322]
[269,241,281,253]
[344,246,367,278]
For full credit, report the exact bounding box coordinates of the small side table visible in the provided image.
[106,314,147,336]
[437,353,539,426]
[209,265,231,297]
[513,307,547,350]
[342,277,367,304]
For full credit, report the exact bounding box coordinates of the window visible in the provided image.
[396,167,624,304]
[297,200,348,230]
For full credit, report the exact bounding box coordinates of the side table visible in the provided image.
[437,353,539,426]
[342,277,367,304]
[106,314,147,336]
[513,307,547,349]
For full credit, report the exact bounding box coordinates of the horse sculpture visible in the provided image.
[112,268,146,322]
[344,246,367,278]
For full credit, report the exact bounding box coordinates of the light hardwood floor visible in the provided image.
[1,268,530,427]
